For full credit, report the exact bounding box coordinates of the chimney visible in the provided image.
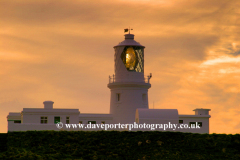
[43,101,54,109]
[193,108,211,115]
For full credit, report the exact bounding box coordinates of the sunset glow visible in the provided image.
[0,0,239,134]
[201,56,240,66]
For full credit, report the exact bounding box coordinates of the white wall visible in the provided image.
[176,116,210,134]
[22,114,79,124]
[109,87,149,124]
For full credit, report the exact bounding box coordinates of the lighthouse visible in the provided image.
[6,30,211,134]
[108,31,152,124]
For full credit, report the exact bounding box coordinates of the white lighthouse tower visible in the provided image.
[108,31,152,124]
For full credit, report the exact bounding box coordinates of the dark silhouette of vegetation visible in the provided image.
[0,131,240,159]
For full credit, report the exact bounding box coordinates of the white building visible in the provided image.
[7,32,211,133]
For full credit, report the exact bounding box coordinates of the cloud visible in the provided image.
[0,0,240,134]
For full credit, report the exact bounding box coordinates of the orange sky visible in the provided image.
[0,0,240,134]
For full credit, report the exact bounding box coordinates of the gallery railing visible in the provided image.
[109,73,152,84]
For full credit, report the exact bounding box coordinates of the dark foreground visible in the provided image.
[0,131,240,160]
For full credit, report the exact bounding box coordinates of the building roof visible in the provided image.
[79,114,113,118]
[179,115,211,118]
[193,108,211,111]
[21,108,80,115]
[22,108,79,112]
[114,34,145,48]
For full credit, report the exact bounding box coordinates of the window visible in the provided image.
[179,120,183,124]
[54,117,60,124]
[189,122,196,127]
[88,121,96,124]
[14,120,21,124]
[121,46,143,72]
[79,121,82,124]
[101,121,105,124]
[116,93,120,102]
[66,117,70,124]
[198,122,202,127]
[40,117,48,124]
